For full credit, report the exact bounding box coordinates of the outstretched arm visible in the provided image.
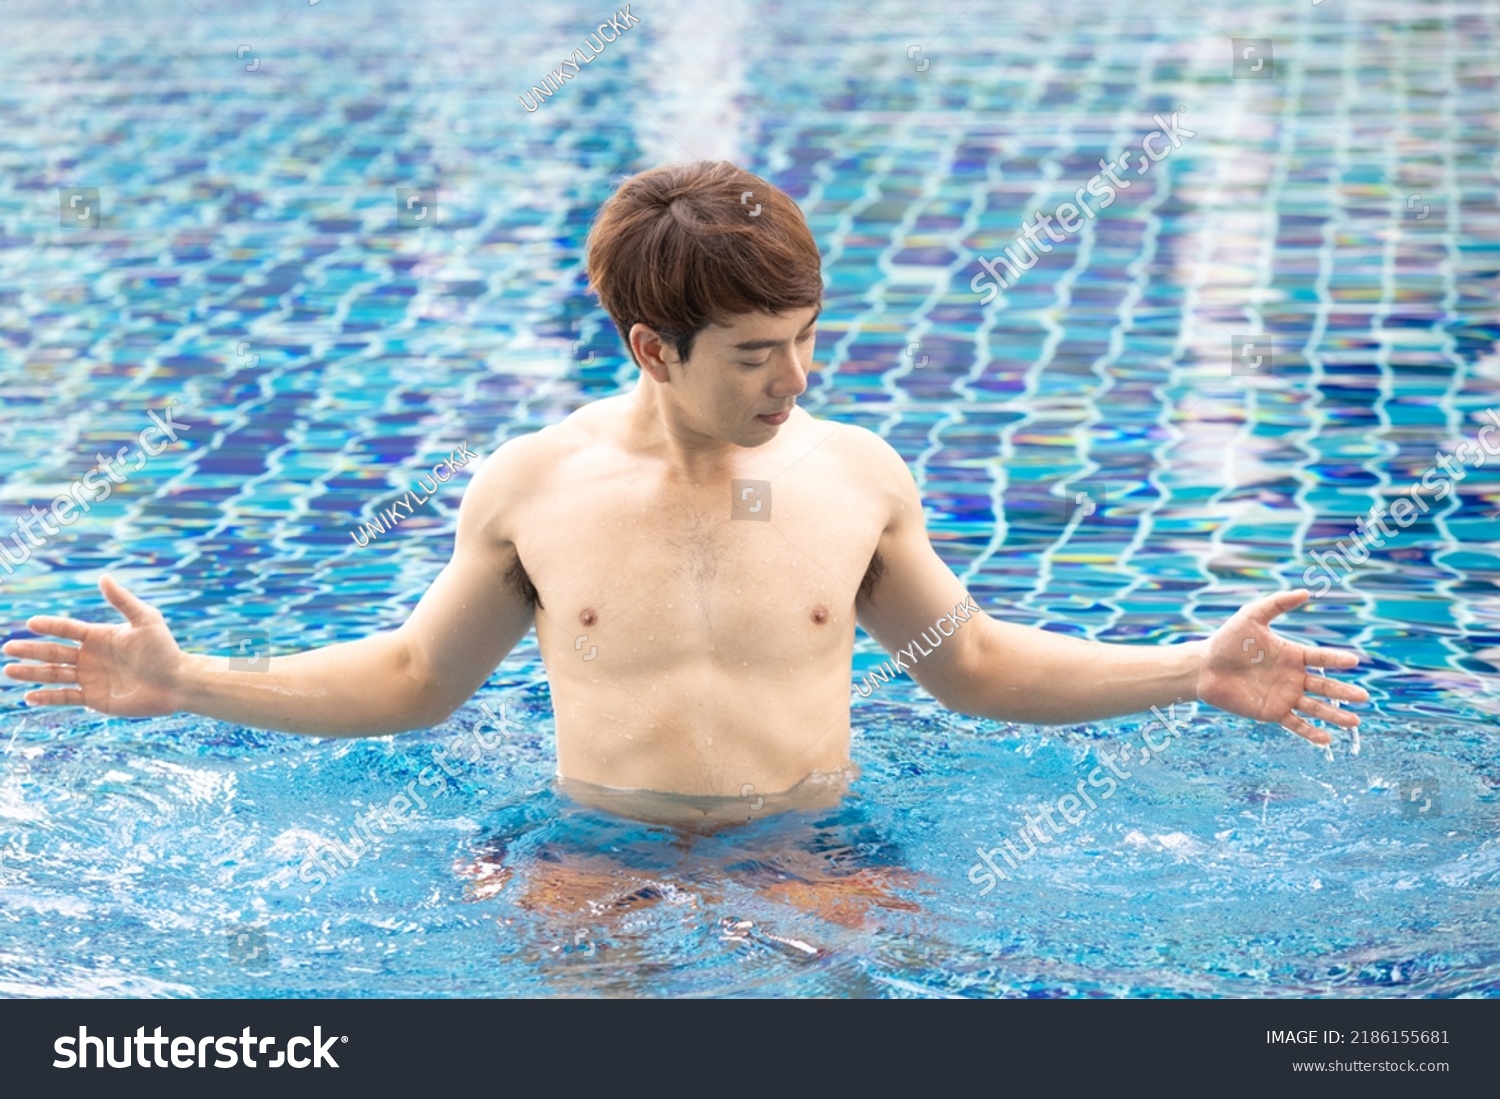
[851,433,1368,744]
[2,438,538,738]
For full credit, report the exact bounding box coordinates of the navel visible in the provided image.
[579,607,598,627]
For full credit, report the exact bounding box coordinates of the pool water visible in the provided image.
[1,0,1498,997]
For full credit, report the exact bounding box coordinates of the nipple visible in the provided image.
[579,607,597,627]
[811,605,828,625]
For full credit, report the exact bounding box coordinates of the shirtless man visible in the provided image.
[1,161,1367,917]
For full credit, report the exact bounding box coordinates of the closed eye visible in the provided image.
[740,329,816,368]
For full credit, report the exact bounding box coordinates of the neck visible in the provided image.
[626,376,745,480]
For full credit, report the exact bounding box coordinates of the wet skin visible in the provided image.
[3,306,1370,810]
[2,306,1373,929]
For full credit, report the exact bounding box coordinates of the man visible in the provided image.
[2,160,1366,916]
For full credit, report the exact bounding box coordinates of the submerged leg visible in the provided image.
[456,840,717,915]
[754,864,924,929]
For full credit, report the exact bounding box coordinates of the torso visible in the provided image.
[498,398,888,796]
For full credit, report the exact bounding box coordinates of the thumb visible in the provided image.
[99,573,162,628]
[1246,587,1309,626]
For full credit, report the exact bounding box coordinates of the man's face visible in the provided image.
[647,304,819,449]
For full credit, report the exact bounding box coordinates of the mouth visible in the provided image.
[756,409,791,425]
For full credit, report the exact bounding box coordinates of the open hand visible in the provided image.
[2,574,185,717]
[1197,588,1369,745]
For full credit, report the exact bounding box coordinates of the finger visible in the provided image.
[1249,588,1310,625]
[1,640,80,665]
[6,661,79,685]
[1279,712,1331,745]
[1303,673,1369,704]
[100,573,160,627]
[1293,695,1359,728]
[1304,645,1361,671]
[20,686,87,708]
[22,614,90,644]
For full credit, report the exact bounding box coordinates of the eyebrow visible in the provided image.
[730,306,822,352]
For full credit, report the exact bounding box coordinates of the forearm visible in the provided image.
[172,630,443,737]
[953,619,1206,725]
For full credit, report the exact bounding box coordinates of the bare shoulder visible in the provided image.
[819,418,903,467]
[813,418,920,516]
[458,398,627,539]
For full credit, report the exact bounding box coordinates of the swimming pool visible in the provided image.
[1,0,1497,997]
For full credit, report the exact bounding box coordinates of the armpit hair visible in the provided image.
[857,549,885,603]
[505,553,542,610]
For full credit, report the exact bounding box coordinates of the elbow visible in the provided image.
[933,628,991,717]
[939,688,1005,722]
[933,631,1045,725]
[927,665,993,719]
[932,678,981,717]
[390,632,452,732]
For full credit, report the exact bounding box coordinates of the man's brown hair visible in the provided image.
[585,160,823,367]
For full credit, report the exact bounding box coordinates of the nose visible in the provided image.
[771,347,809,399]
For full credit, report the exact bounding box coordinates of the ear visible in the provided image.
[629,322,677,384]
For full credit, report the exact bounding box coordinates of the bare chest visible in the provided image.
[515,465,881,664]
